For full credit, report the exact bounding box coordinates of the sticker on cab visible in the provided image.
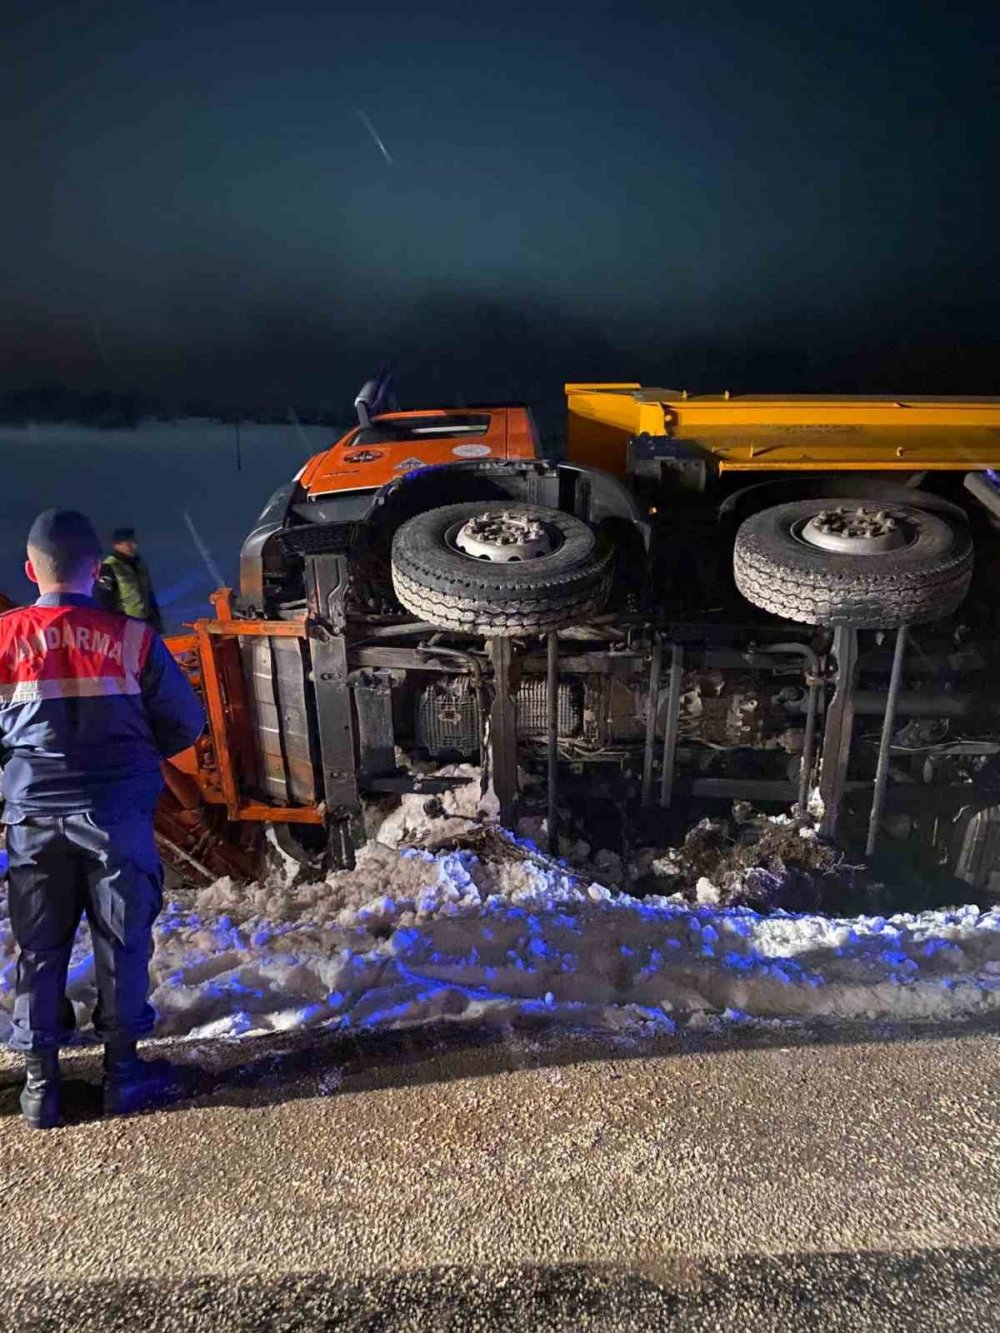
[394,457,426,471]
[452,443,492,458]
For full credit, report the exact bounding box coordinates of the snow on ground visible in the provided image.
[2,814,1000,1046]
[0,420,334,630]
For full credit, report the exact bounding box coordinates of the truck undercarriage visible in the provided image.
[155,380,1000,905]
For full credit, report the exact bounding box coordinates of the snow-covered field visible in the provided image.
[3,797,999,1047]
[0,420,335,629]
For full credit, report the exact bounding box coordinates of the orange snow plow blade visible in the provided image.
[160,588,324,884]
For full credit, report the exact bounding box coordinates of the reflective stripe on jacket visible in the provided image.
[0,594,206,820]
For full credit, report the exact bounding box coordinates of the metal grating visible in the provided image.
[278,524,357,556]
[415,674,584,755]
[515,678,582,737]
[416,678,481,757]
[956,804,1000,902]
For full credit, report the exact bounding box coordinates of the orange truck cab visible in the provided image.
[299,406,539,499]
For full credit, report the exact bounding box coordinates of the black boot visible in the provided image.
[102,1040,179,1116]
[20,1051,61,1130]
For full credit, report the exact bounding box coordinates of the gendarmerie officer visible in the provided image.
[0,509,205,1127]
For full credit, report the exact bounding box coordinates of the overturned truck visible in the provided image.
[159,376,1000,898]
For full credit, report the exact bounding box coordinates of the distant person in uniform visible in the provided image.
[0,509,205,1128]
[95,526,163,632]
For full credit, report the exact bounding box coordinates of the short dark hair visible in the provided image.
[113,526,136,543]
[27,509,101,582]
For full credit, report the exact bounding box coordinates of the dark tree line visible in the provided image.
[3,285,997,433]
[0,384,345,429]
[0,384,155,427]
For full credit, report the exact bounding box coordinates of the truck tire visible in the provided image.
[733,498,973,628]
[392,502,612,635]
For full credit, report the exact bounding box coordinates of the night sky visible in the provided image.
[4,0,999,420]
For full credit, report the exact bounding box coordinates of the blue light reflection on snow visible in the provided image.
[4,838,1000,1044]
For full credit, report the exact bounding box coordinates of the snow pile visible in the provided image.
[626,808,864,913]
[2,829,1000,1044]
[373,763,495,849]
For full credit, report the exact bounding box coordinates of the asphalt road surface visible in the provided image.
[1,1020,998,1331]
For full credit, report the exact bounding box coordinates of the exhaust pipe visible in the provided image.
[355,365,396,429]
[964,470,1000,521]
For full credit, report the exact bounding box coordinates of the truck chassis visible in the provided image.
[156,381,1000,901]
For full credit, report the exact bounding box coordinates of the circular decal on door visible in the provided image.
[452,443,491,458]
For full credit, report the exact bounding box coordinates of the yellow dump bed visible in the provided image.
[565,383,1000,477]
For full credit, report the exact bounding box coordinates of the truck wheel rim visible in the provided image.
[450,510,556,563]
[797,506,912,555]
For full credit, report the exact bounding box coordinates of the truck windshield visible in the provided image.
[352,414,491,446]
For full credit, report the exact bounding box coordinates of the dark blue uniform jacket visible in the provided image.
[0,593,205,822]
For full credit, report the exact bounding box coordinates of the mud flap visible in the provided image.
[325,814,364,872]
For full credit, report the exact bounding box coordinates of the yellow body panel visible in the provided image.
[565,384,1000,478]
